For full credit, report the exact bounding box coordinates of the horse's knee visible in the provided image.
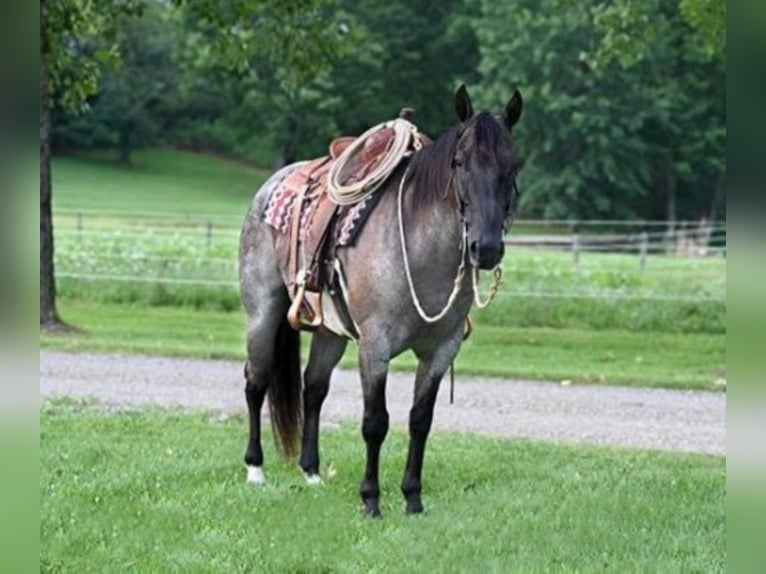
[409,404,435,439]
[362,409,389,444]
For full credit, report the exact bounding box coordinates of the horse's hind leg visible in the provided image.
[401,330,463,513]
[240,216,292,485]
[243,300,287,485]
[299,332,348,484]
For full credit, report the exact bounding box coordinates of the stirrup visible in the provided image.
[287,270,323,330]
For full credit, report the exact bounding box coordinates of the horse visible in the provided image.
[238,84,523,517]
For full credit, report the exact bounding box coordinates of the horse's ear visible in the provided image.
[504,89,523,130]
[455,84,474,122]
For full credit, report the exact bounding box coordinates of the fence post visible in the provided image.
[665,219,675,254]
[639,231,648,273]
[206,221,213,247]
[571,221,580,267]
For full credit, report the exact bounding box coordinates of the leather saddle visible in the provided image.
[283,109,428,331]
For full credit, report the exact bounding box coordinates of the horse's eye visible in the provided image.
[452,157,463,168]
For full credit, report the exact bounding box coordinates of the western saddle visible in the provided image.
[282,108,428,332]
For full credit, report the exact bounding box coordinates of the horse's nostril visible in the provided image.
[469,241,479,259]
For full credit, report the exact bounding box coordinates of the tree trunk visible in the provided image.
[40,0,61,328]
[273,116,304,168]
[665,163,676,225]
[709,169,725,222]
[118,128,132,166]
[663,156,677,254]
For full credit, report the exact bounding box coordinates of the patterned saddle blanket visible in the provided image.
[263,157,384,250]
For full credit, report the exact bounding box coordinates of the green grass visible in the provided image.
[40,401,725,573]
[52,149,269,217]
[52,247,726,334]
[41,299,726,390]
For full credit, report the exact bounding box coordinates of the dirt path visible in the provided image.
[40,350,725,455]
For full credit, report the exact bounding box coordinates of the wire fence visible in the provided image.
[53,213,727,304]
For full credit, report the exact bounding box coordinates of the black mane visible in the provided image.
[405,112,506,213]
[405,124,459,212]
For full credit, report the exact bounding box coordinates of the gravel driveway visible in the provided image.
[40,350,725,455]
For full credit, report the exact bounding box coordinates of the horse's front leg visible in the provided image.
[358,342,390,518]
[401,330,463,514]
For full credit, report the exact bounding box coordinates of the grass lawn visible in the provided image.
[52,149,269,219]
[40,299,726,391]
[40,401,725,572]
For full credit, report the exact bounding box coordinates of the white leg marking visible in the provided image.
[246,465,266,485]
[304,473,322,486]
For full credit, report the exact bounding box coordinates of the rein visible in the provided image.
[472,266,502,308]
[397,164,468,323]
[396,162,503,323]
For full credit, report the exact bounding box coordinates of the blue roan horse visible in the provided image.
[239,85,523,516]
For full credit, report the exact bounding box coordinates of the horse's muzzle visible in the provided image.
[469,240,505,270]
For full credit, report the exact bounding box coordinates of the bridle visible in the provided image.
[450,127,519,308]
[398,124,515,322]
[449,126,520,234]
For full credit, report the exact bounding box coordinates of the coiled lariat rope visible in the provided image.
[328,119,421,206]
[397,165,503,323]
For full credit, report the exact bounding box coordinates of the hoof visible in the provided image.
[405,498,424,514]
[246,465,266,486]
[304,473,322,486]
[363,499,382,518]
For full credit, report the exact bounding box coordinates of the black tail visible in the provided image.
[267,317,302,458]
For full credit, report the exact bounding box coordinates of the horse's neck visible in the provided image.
[403,183,464,270]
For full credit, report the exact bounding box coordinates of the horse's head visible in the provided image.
[452,85,523,270]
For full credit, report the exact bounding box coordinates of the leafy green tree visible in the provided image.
[53,2,181,164]
[41,0,144,328]
[473,0,725,221]
[475,0,655,219]
[172,0,346,164]
[330,0,480,138]
[586,0,725,68]
[636,0,725,223]
[41,0,344,328]
[159,0,477,166]
[583,0,725,222]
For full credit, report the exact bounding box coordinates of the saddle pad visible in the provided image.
[263,159,385,248]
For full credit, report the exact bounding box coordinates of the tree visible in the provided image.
[472,0,725,221]
[587,0,725,68]
[475,0,655,219]
[41,0,344,328]
[41,0,143,328]
[584,0,725,223]
[329,0,480,137]
[40,0,54,326]
[52,3,181,164]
